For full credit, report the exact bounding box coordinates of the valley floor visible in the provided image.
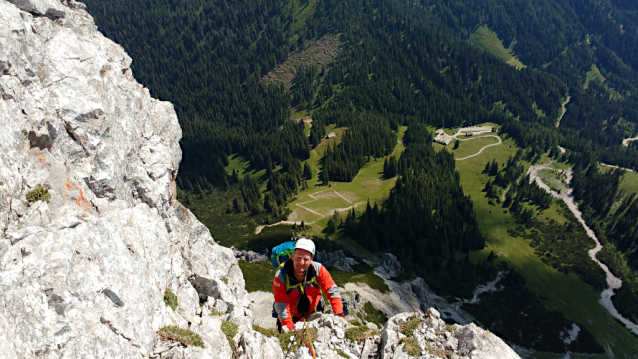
[450,135,638,358]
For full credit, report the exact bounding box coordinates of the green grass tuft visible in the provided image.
[253,324,318,352]
[158,326,204,348]
[164,288,178,311]
[221,320,239,348]
[26,184,51,205]
[399,316,422,337]
[398,337,421,356]
[345,325,378,342]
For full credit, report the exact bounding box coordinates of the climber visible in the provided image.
[272,238,348,333]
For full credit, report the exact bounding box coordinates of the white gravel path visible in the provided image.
[527,163,638,335]
[455,135,503,161]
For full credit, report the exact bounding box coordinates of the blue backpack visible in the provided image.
[271,241,296,270]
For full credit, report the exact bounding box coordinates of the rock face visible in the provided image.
[377,309,520,359]
[289,310,520,359]
[314,250,359,272]
[0,1,279,357]
[376,253,404,279]
[233,247,269,263]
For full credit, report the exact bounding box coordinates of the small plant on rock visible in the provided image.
[345,325,378,342]
[398,337,421,356]
[252,324,318,352]
[399,315,422,337]
[164,288,178,311]
[445,324,454,332]
[158,326,204,348]
[26,184,51,205]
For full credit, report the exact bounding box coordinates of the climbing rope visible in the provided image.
[303,317,316,359]
[293,327,315,359]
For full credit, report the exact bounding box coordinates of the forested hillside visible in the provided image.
[82,0,638,355]
[427,0,638,170]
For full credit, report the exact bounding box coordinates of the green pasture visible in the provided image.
[287,126,407,232]
[452,137,638,358]
[448,136,501,159]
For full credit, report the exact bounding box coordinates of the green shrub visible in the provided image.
[158,326,204,347]
[26,184,50,205]
[221,276,229,284]
[398,337,421,356]
[221,320,239,347]
[164,288,178,311]
[336,349,349,358]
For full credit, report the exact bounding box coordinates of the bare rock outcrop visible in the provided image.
[315,249,359,272]
[0,0,278,357]
[376,253,404,279]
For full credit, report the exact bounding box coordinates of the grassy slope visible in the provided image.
[448,133,638,358]
[584,64,606,90]
[442,136,500,158]
[287,126,407,234]
[470,25,525,70]
[599,164,638,196]
[292,0,318,32]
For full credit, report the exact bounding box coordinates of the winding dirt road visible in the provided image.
[454,135,502,161]
[622,136,638,147]
[527,163,638,336]
[555,96,571,128]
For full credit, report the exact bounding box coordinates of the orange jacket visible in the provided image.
[273,260,343,330]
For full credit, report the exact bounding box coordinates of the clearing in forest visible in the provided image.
[285,126,408,232]
[584,64,623,100]
[469,26,525,70]
[261,34,342,87]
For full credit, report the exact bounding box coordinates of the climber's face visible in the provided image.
[293,249,313,277]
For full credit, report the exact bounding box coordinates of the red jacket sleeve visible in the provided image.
[273,276,294,330]
[317,265,344,316]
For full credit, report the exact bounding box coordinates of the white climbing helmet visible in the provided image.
[294,238,316,257]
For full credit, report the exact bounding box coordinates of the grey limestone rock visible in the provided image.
[0,0,262,357]
[233,246,269,263]
[315,249,359,272]
[376,253,404,279]
[378,311,520,359]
